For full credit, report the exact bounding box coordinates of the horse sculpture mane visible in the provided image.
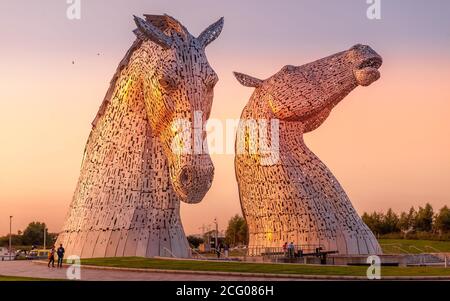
[56,14,223,258]
[92,15,187,128]
[144,14,187,36]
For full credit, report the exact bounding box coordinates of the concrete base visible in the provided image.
[329,253,447,267]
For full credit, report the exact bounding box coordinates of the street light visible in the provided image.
[43,227,47,250]
[213,218,218,250]
[9,216,13,261]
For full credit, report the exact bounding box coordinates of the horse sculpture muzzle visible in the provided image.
[351,44,383,86]
[170,155,215,204]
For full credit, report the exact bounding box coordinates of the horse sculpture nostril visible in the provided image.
[179,168,191,187]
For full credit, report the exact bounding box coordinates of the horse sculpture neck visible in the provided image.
[92,39,143,129]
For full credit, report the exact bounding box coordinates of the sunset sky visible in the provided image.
[0,0,449,236]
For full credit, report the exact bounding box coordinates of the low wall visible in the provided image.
[328,254,401,266]
[328,253,447,266]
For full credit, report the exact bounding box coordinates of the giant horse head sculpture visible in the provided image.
[234,44,382,133]
[57,15,224,258]
[131,14,223,203]
[233,44,383,255]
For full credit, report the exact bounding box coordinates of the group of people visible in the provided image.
[47,244,65,268]
[282,242,296,258]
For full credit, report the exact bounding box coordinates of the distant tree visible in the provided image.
[0,234,22,247]
[363,204,450,239]
[398,212,409,232]
[11,234,23,246]
[362,212,372,232]
[435,206,450,233]
[21,222,56,246]
[362,212,384,235]
[398,207,416,234]
[381,208,400,234]
[225,215,248,246]
[414,203,434,232]
[187,235,204,248]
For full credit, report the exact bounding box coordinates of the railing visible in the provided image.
[408,245,424,253]
[381,243,448,266]
[190,248,207,260]
[162,247,177,258]
[424,245,441,253]
[246,244,325,257]
[229,247,248,258]
[211,248,224,257]
[380,243,411,254]
[424,245,448,267]
[211,248,236,260]
[393,245,410,254]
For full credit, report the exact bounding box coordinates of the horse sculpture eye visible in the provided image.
[159,76,178,90]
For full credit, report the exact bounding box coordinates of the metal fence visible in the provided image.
[246,244,325,257]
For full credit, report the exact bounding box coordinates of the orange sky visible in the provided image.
[0,1,449,236]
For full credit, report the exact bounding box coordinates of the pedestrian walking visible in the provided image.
[57,244,65,268]
[48,246,55,268]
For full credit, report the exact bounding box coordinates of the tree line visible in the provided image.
[189,204,450,249]
[362,204,450,239]
[187,214,249,249]
[0,222,57,248]
[9,204,447,250]
[222,205,450,246]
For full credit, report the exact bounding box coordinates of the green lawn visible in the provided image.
[379,239,450,254]
[79,257,450,277]
[0,275,54,281]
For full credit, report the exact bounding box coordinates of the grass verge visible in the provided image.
[80,257,450,277]
[380,239,450,254]
[0,275,56,281]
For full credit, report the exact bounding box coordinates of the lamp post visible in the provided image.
[43,227,47,250]
[205,224,211,252]
[9,216,13,261]
[213,218,218,250]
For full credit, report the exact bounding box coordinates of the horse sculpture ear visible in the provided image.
[133,15,173,49]
[233,72,263,88]
[198,17,224,48]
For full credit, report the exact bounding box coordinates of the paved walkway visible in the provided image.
[0,261,297,281]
